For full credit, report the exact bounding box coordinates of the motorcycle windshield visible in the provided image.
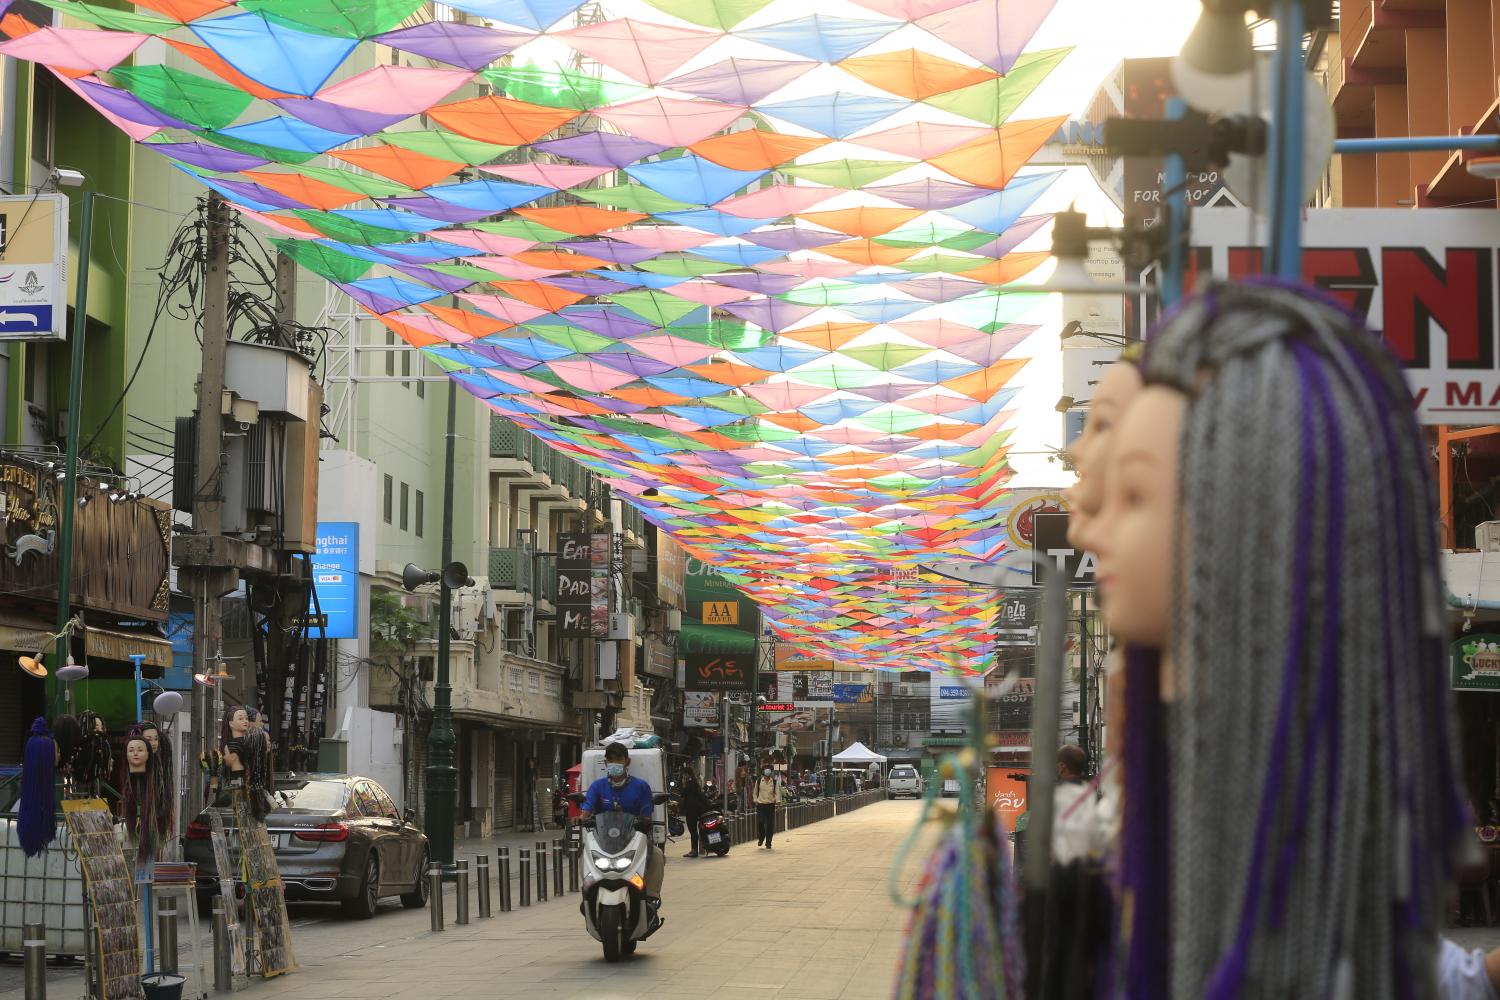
[592,810,639,854]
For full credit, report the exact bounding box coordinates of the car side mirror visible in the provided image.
[651,792,669,805]
[403,808,417,825]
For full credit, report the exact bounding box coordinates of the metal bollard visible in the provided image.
[429,864,445,932]
[519,850,531,907]
[498,848,512,912]
[156,896,179,975]
[567,842,580,893]
[552,839,565,897]
[535,841,548,902]
[455,861,470,926]
[23,920,45,1000]
[476,855,492,918]
[212,902,232,992]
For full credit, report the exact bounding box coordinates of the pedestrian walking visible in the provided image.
[680,770,711,858]
[753,766,778,849]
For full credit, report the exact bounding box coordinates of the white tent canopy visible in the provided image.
[831,742,886,765]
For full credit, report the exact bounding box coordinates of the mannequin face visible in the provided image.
[1066,361,1143,551]
[141,727,159,752]
[126,739,150,773]
[91,716,106,735]
[228,709,249,736]
[1075,385,1185,649]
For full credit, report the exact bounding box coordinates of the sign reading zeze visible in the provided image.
[1191,209,1500,424]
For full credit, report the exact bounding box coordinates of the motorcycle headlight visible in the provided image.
[591,852,613,869]
[611,856,633,871]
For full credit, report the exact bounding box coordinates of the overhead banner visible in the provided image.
[1192,208,1500,424]
[683,691,719,728]
[557,532,609,638]
[307,522,358,639]
[1453,635,1500,691]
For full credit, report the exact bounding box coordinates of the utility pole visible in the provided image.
[53,187,93,674]
[425,381,460,868]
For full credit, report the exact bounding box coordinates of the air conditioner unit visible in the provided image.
[1478,521,1500,552]
[608,613,636,641]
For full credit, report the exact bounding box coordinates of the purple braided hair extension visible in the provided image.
[18,718,56,857]
[1120,646,1167,1000]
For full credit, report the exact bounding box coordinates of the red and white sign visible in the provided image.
[1191,208,1500,424]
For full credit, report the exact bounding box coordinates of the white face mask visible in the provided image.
[763,769,772,776]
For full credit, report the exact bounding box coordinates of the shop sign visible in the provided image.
[1031,512,1096,586]
[0,193,67,341]
[1453,635,1500,691]
[702,600,739,625]
[684,652,752,691]
[557,532,609,638]
[303,522,357,639]
[1005,490,1068,551]
[683,691,718,728]
[656,534,685,609]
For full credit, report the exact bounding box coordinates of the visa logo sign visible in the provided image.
[317,574,341,584]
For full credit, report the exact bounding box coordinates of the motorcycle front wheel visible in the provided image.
[599,904,627,962]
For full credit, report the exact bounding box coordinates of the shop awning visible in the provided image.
[85,626,171,669]
[0,615,55,654]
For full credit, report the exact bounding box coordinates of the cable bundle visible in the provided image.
[1140,281,1466,999]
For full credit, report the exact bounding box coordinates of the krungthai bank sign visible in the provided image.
[1191,208,1500,424]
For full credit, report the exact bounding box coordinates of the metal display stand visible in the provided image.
[149,863,208,1000]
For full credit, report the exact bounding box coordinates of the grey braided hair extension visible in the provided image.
[1141,281,1464,1000]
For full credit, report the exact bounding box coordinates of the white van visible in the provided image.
[886,765,923,799]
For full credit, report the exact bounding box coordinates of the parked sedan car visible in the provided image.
[886,765,923,799]
[185,773,428,920]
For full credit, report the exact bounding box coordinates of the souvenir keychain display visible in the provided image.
[63,799,141,1000]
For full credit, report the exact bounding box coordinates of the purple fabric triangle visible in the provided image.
[371,21,532,71]
[337,283,406,314]
[723,299,821,332]
[584,396,648,414]
[270,97,408,136]
[146,141,270,172]
[210,177,310,212]
[867,179,989,211]
[710,272,804,295]
[532,132,666,167]
[593,352,676,378]
[388,262,474,294]
[741,227,841,251]
[474,343,547,370]
[557,307,655,338]
[848,383,930,403]
[663,58,815,105]
[78,81,194,130]
[380,195,497,223]
[555,239,660,266]
[940,324,1040,365]
[974,215,1051,258]
[889,277,983,302]
[545,275,632,295]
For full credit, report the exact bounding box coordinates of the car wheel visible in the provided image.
[400,850,430,909]
[343,854,380,920]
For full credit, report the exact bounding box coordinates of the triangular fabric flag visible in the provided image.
[738,14,899,63]
[626,155,768,205]
[481,65,648,110]
[108,64,252,129]
[924,46,1071,124]
[928,117,1066,188]
[236,0,426,37]
[595,96,747,147]
[664,57,813,106]
[446,0,587,30]
[914,0,1061,73]
[644,0,774,30]
[756,92,909,139]
[689,130,828,170]
[190,12,357,97]
[427,95,581,145]
[852,121,991,159]
[316,65,474,116]
[798,207,925,238]
[940,169,1061,232]
[782,159,910,187]
[330,144,463,189]
[0,26,146,72]
[556,18,721,86]
[838,48,998,101]
[716,184,842,218]
[371,21,533,72]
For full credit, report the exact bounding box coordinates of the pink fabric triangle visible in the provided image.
[317,65,474,115]
[396,313,474,343]
[546,359,641,393]
[233,206,317,238]
[0,28,147,72]
[759,259,862,278]
[480,162,614,189]
[915,0,1057,73]
[845,0,971,16]
[467,256,566,280]
[668,281,753,306]
[851,122,991,159]
[628,335,720,366]
[556,18,721,85]
[595,96,747,147]
[742,382,838,409]
[891,319,988,348]
[902,393,979,415]
[715,184,843,219]
[457,293,550,324]
[611,227,715,251]
[437,230,537,256]
[484,368,562,395]
[56,72,159,140]
[631,413,709,432]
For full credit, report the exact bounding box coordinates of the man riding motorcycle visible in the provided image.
[578,742,664,908]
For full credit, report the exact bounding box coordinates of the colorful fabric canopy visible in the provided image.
[4,0,1072,673]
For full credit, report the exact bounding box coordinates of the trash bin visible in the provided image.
[140,973,186,1000]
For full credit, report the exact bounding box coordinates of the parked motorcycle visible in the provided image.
[698,807,731,857]
[573,793,669,962]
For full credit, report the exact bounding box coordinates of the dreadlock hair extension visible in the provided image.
[51,714,81,776]
[137,721,175,843]
[1140,281,1464,1000]
[231,734,273,822]
[73,711,113,793]
[1117,646,1168,1000]
[120,731,158,865]
[18,718,57,857]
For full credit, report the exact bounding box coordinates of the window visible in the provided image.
[509,669,523,692]
[385,331,395,376]
[415,490,424,538]
[383,475,393,523]
[544,674,560,697]
[416,356,425,398]
[400,482,409,531]
[527,671,540,694]
[401,346,411,388]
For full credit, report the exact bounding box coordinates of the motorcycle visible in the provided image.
[698,807,731,857]
[573,793,669,962]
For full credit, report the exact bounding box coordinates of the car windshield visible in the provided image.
[274,779,349,812]
[591,810,640,854]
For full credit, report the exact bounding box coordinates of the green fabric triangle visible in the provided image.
[37,0,177,32]
[425,262,504,281]
[481,66,647,110]
[778,282,869,307]
[292,209,413,245]
[238,0,427,37]
[924,48,1072,124]
[880,220,974,246]
[954,429,1014,467]
[839,344,931,370]
[292,163,414,198]
[199,131,318,164]
[781,159,909,187]
[530,326,614,353]
[700,395,770,416]
[642,0,774,29]
[610,290,702,326]
[937,232,996,251]
[472,218,573,242]
[716,423,800,443]
[635,257,737,277]
[575,184,694,214]
[856,410,930,434]
[378,130,514,165]
[270,239,372,283]
[661,322,770,351]
[950,292,1048,328]
[789,362,880,389]
[891,255,988,274]
[110,66,253,131]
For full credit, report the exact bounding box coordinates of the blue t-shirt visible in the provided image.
[583,774,654,817]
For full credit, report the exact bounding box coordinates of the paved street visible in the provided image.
[1,801,933,1000]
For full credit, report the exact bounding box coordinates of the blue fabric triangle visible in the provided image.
[756,92,909,139]
[625,156,768,206]
[425,179,552,212]
[445,0,586,29]
[940,171,1063,234]
[654,210,778,238]
[739,14,900,62]
[216,115,356,153]
[190,13,356,97]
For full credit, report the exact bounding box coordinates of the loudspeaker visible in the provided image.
[441,561,471,590]
[402,562,439,592]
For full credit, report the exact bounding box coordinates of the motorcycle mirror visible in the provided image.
[651,792,670,805]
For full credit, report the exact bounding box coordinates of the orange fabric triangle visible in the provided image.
[542,394,611,417]
[492,280,586,311]
[514,206,647,236]
[941,357,1029,399]
[0,12,40,37]
[427,95,582,146]
[682,361,771,387]
[330,144,462,190]
[608,386,691,407]
[165,39,295,101]
[838,49,997,100]
[688,130,830,170]
[798,207,924,238]
[512,249,610,271]
[364,308,443,348]
[822,450,885,467]
[761,413,822,432]
[779,321,875,350]
[421,303,511,338]
[136,0,230,20]
[818,239,918,266]
[962,251,1051,286]
[243,170,365,211]
[929,117,1068,188]
[909,423,976,441]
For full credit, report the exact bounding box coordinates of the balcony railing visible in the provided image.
[490,416,533,463]
[489,547,534,593]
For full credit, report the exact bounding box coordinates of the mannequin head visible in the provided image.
[221,706,249,747]
[72,711,111,789]
[1065,357,1144,550]
[138,722,159,753]
[125,737,150,774]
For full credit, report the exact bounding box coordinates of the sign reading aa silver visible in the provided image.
[0,193,68,341]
